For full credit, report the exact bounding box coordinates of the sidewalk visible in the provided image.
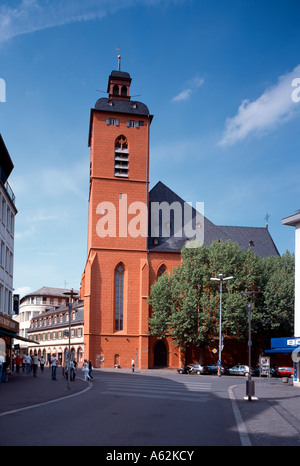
[0,366,88,415]
[232,377,300,446]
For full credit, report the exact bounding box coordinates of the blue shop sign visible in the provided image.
[265,337,300,354]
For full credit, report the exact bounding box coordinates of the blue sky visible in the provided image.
[0,0,299,297]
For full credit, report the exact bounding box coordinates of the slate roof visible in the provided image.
[94,97,151,117]
[23,287,80,299]
[110,70,131,79]
[0,134,14,181]
[27,301,84,333]
[148,181,279,257]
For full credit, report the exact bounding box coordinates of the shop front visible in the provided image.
[265,336,300,387]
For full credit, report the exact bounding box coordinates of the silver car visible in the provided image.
[228,365,251,376]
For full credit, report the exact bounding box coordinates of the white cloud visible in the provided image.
[15,225,36,240]
[14,286,32,298]
[0,0,177,43]
[172,89,192,102]
[172,76,204,102]
[219,64,300,146]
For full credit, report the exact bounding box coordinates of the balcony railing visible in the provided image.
[0,166,16,205]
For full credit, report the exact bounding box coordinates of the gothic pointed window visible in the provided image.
[157,264,167,278]
[114,135,129,178]
[115,263,124,331]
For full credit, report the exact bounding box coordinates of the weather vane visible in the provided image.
[265,213,270,227]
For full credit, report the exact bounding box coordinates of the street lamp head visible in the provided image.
[210,275,233,282]
[63,289,78,300]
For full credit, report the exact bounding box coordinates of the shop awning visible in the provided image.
[0,329,39,344]
[265,348,295,354]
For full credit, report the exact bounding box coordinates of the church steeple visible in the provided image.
[107,56,132,100]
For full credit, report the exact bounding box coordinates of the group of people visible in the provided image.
[8,351,46,376]
[1,351,95,383]
[82,359,94,381]
[50,354,94,382]
[63,358,78,381]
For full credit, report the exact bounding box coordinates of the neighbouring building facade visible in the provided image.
[0,134,19,353]
[26,299,84,366]
[81,63,279,370]
[14,287,79,354]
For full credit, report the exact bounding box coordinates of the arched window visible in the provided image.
[113,84,119,95]
[121,85,127,96]
[114,135,129,178]
[115,263,124,331]
[157,264,166,278]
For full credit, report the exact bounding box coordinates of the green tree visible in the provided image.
[148,240,294,352]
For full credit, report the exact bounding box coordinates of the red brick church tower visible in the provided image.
[81,59,154,369]
[81,60,280,370]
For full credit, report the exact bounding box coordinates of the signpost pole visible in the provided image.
[63,289,78,390]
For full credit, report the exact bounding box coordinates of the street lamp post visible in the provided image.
[210,274,234,376]
[241,291,259,401]
[63,289,78,390]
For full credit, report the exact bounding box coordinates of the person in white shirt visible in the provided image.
[82,359,90,381]
[40,356,45,372]
[25,354,31,374]
[50,354,57,380]
[32,352,39,377]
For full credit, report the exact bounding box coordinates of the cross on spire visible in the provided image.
[265,213,270,229]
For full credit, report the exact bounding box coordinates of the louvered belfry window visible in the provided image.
[114,135,129,178]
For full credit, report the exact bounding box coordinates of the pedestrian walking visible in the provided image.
[32,352,39,377]
[73,360,77,380]
[50,353,57,380]
[131,359,135,372]
[15,354,21,374]
[82,359,90,381]
[2,352,10,382]
[70,360,75,381]
[22,353,26,372]
[40,356,45,372]
[25,354,31,374]
[12,353,16,371]
[88,360,94,380]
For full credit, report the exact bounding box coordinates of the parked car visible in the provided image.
[272,367,294,378]
[177,366,189,374]
[228,365,254,377]
[177,364,209,375]
[206,364,228,375]
[188,364,210,375]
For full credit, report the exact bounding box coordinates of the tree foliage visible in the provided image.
[148,240,294,351]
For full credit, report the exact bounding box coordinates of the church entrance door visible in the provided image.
[154,341,168,367]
